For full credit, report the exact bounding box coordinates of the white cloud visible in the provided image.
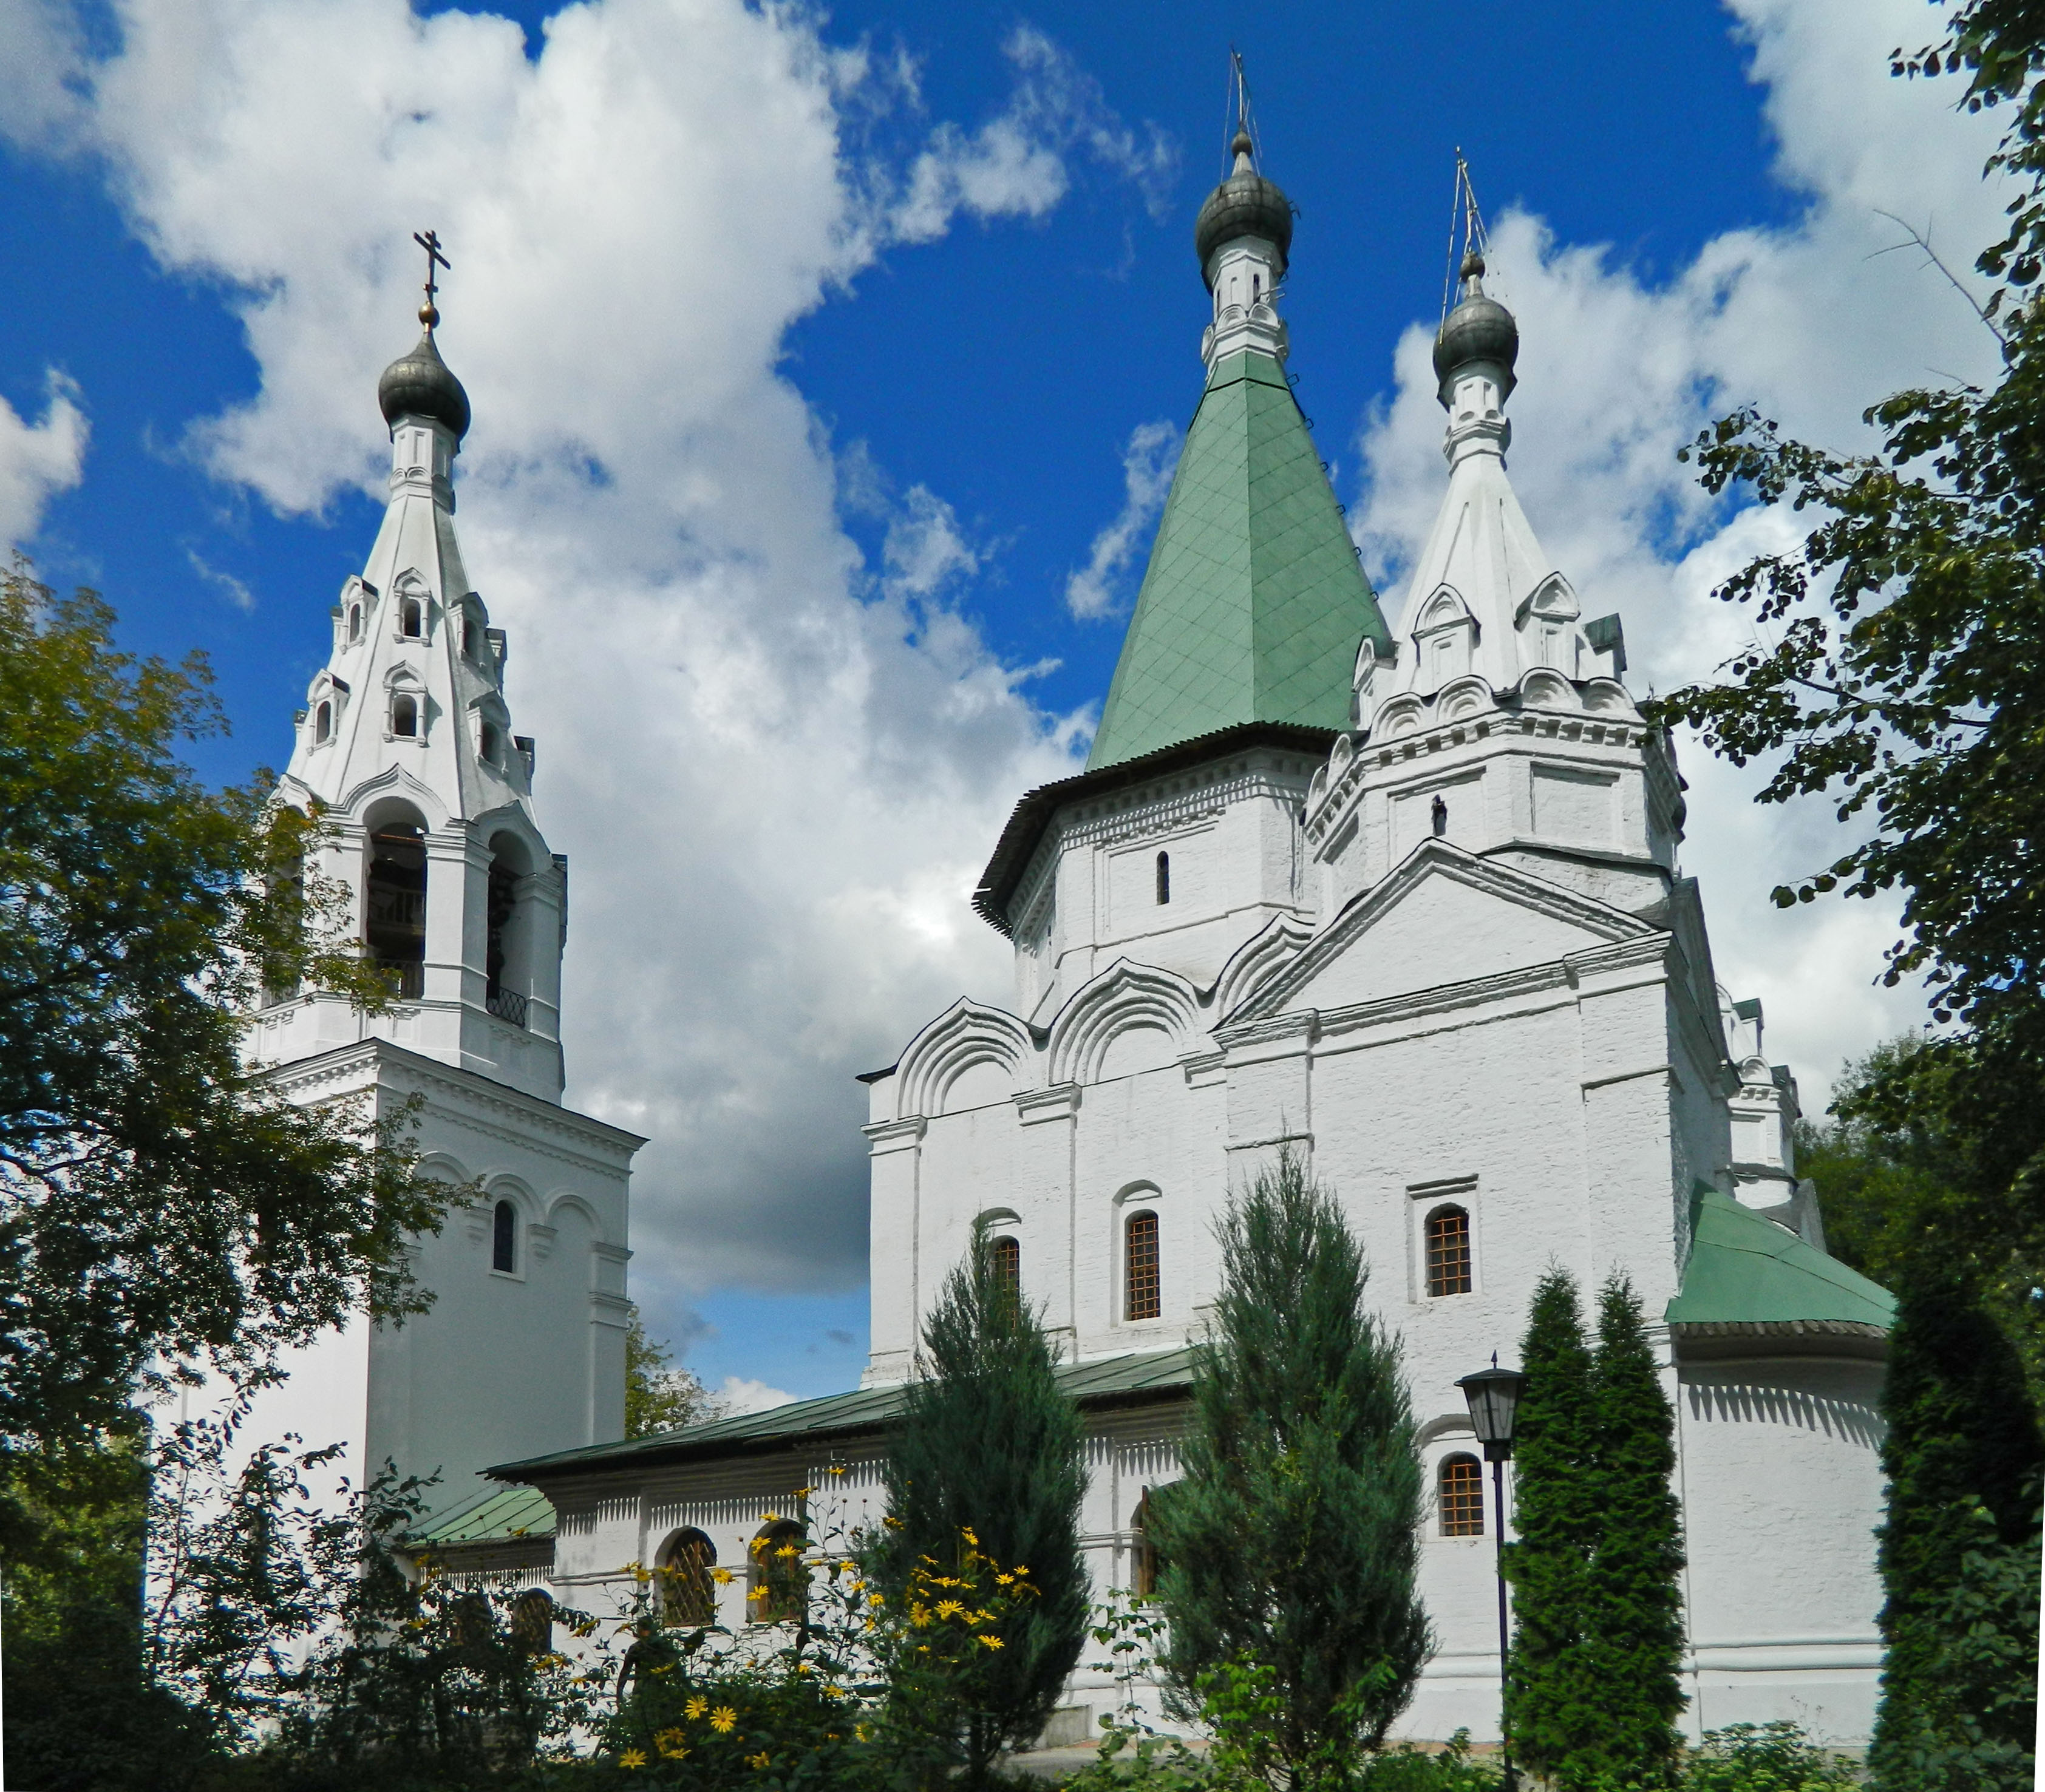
[889,24,1176,245]
[185,546,256,612]
[716,1376,797,1417]
[1,0,1098,1313]
[0,370,87,548]
[1065,418,1180,620]
[1351,0,2007,1107]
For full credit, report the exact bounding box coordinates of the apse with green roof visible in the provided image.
[1085,125,1391,773]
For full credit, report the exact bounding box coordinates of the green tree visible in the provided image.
[0,562,448,1461]
[622,1303,725,1437]
[1504,1268,1601,1785]
[869,1219,1089,1786]
[1868,1255,2043,1792]
[1148,1151,1429,1787]
[1585,1274,1687,1788]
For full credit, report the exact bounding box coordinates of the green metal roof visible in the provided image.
[1086,350,1390,772]
[1666,1188,1897,1330]
[490,1348,1196,1482]
[412,1481,556,1547]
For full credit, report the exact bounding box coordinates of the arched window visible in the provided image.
[748,1519,808,1624]
[990,1234,1020,1299]
[1125,1210,1160,1320]
[485,832,531,1026]
[509,1589,554,1650]
[314,699,332,744]
[1439,1454,1484,1536]
[391,693,419,738]
[348,603,362,643]
[1155,851,1171,905]
[1131,1489,1161,1600]
[1425,1206,1472,1297]
[657,1529,717,1626]
[492,1198,517,1273]
[479,721,500,765]
[462,615,477,659]
[399,595,423,637]
[364,817,427,997]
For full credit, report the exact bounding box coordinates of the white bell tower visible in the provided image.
[247,239,642,1514]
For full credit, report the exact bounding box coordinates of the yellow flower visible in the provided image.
[762,1512,782,1524]
[775,1544,800,1560]
[711,1567,734,1584]
[618,1750,648,1770]
[828,1464,847,1476]
[978,1635,1005,1649]
[995,1572,1013,1586]
[710,1706,739,1734]
[655,1729,690,1760]
[961,1527,979,1546]
[855,1723,872,1742]
[934,1600,964,1620]
[684,1695,708,1719]
[748,1751,771,1770]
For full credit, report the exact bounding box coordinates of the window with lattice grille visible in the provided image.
[749,1519,808,1624]
[990,1234,1020,1299]
[658,1529,716,1626]
[1439,1454,1484,1536]
[1126,1211,1160,1320]
[1426,1205,1472,1296]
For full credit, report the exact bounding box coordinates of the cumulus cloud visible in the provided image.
[0,370,87,548]
[1351,0,2009,1104]
[1065,418,1180,620]
[890,25,1176,243]
[0,0,1115,1326]
[716,1376,797,1416]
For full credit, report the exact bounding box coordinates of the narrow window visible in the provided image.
[1131,1490,1160,1600]
[391,693,418,738]
[400,596,423,637]
[364,820,427,997]
[348,603,362,642]
[1425,1205,1472,1297]
[492,1198,517,1273]
[1252,271,1262,302]
[1431,793,1448,838]
[463,616,476,659]
[1155,851,1170,906]
[1126,1210,1160,1320]
[658,1529,717,1626]
[1440,1454,1485,1536]
[314,699,332,744]
[990,1234,1021,1300]
[480,721,500,765]
[749,1519,808,1624]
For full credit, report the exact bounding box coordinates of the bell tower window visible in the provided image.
[1155,852,1170,906]
[313,700,332,745]
[399,596,423,638]
[485,832,533,1028]
[348,603,362,643]
[365,817,427,999]
[391,693,418,738]
[491,1198,517,1273]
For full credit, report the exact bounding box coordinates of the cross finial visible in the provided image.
[413,229,451,331]
[1225,47,1257,171]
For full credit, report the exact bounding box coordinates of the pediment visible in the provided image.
[1235,841,1656,1021]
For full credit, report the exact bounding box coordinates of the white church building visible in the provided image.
[325,137,1894,1748]
[247,277,642,1515]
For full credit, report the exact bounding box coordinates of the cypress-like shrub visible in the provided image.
[870,1220,1089,1786]
[1869,1255,2043,1792]
[1148,1150,1429,1788]
[1585,1273,1687,1787]
[1503,1266,1601,1784]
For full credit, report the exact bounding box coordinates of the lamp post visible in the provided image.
[1457,1358,1527,1792]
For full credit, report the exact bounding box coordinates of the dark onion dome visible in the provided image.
[1194,128,1294,289]
[1432,249,1519,398]
[378,311,472,441]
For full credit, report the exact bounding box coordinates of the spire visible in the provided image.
[1086,71,1390,772]
[1355,163,1619,723]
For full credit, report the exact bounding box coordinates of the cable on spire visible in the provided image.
[1224,47,1261,171]
[1440,154,1492,324]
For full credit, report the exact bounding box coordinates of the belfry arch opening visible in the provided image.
[365,808,429,999]
[486,831,533,1028]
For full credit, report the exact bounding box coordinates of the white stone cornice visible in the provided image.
[862,1116,928,1152]
[1014,1083,1081,1124]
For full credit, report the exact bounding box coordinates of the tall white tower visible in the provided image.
[247,248,642,1512]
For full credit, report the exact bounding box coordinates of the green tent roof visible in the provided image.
[1666,1188,1896,1329]
[1087,350,1391,772]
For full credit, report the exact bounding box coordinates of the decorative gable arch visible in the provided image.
[896,1000,1034,1121]
[1213,912,1315,1022]
[339,762,454,832]
[1048,960,1202,1087]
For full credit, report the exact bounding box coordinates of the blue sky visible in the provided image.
[0,0,2004,1404]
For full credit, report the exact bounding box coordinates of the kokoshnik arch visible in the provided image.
[284,123,1897,1745]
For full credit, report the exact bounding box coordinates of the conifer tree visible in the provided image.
[1869,1255,2043,1792]
[1148,1151,1429,1787]
[872,1221,1088,1785]
[1585,1273,1687,1787]
[1504,1267,1601,1783]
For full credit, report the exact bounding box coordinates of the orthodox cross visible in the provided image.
[413,228,451,327]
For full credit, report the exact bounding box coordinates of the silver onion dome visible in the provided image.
[1432,248,1519,398]
[1194,127,1294,288]
[378,308,472,442]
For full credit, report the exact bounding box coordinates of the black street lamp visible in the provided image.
[1457,1357,1527,1792]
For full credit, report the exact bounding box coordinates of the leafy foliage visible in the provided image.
[1147,1150,1429,1787]
[868,1219,1089,1785]
[1868,1254,2042,1791]
[0,561,451,1459]
[623,1304,726,1438]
